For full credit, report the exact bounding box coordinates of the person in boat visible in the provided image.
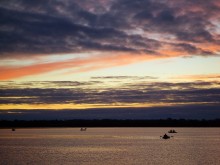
[80,128,87,131]
[162,133,170,139]
[168,129,177,133]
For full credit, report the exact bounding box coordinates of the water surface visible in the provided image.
[0,128,220,165]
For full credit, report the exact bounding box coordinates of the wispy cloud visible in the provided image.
[1,80,220,108]
[1,0,220,79]
[91,76,158,80]
[173,74,220,80]
[0,53,160,80]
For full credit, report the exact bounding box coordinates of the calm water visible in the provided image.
[0,128,220,165]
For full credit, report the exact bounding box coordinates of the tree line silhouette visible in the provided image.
[0,119,220,128]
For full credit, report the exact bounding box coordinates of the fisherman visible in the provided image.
[163,133,170,139]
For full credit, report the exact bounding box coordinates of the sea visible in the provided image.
[0,128,220,165]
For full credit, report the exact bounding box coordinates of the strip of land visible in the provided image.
[0,119,220,128]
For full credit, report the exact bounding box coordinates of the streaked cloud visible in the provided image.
[91,76,158,80]
[1,80,220,108]
[173,74,220,80]
[0,53,160,80]
[1,0,220,79]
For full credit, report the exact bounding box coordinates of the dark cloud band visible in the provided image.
[0,81,220,105]
[0,0,219,57]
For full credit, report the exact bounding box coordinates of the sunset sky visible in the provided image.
[0,0,220,120]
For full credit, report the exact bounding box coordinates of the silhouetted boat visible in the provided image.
[161,133,170,139]
[168,129,177,133]
[12,128,15,131]
[80,128,87,131]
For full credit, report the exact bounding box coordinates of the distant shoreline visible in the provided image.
[0,119,220,128]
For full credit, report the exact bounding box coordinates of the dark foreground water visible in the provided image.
[0,128,220,165]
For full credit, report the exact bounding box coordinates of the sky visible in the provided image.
[0,0,220,120]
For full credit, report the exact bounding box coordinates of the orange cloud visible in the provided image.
[173,74,220,80]
[0,53,161,80]
[1,40,219,81]
[199,43,220,53]
[2,39,218,81]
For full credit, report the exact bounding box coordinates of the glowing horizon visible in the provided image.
[0,0,220,119]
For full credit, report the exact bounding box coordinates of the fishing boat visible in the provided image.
[168,129,177,133]
[80,128,87,131]
[161,133,170,139]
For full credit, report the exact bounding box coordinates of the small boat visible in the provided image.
[168,129,177,133]
[80,128,87,131]
[161,133,170,139]
[12,128,16,131]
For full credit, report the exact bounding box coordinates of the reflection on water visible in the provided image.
[0,128,220,165]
